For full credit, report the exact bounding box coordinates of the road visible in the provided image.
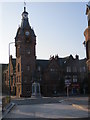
[3,96,88,119]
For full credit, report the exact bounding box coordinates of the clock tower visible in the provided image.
[15,6,36,97]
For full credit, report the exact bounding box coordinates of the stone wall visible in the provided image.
[0,64,2,94]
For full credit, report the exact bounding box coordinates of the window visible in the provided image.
[80,66,86,72]
[50,68,57,72]
[83,66,86,72]
[27,66,30,71]
[24,76,27,83]
[27,50,30,54]
[67,66,71,72]
[50,68,54,72]
[80,67,82,72]
[38,66,41,71]
[11,76,13,85]
[18,63,20,72]
[18,86,20,93]
[26,86,30,93]
[4,73,6,81]
[73,75,77,83]
[65,75,71,79]
[19,76,20,82]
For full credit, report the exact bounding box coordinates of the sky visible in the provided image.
[0,1,89,63]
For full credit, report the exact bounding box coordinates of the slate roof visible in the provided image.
[1,64,8,71]
[36,59,49,69]
[79,58,87,66]
[36,57,70,70]
[36,56,83,72]
[58,57,68,66]
[1,55,86,74]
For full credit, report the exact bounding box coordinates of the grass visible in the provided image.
[2,96,11,110]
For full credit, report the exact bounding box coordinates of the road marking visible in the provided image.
[72,104,88,112]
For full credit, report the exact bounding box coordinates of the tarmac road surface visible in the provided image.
[4,98,88,119]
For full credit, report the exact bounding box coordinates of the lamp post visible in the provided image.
[8,42,15,99]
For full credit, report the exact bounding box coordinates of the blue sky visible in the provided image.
[0,1,88,63]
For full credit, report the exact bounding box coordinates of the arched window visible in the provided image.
[18,63,20,72]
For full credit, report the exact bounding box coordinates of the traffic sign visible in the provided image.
[65,79,71,87]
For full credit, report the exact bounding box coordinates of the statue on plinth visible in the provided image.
[31,71,41,98]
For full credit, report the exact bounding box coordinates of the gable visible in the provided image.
[47,59,60,72]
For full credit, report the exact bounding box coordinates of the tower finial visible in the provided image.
[24,1,26,12]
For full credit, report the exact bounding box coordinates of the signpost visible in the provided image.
[65,79,71,97]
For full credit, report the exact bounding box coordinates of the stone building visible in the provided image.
[2,5,88,97]
[84,2,90,94]
[2,60,15,95]
[2,55,87,97]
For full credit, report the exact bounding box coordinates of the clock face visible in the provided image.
[25,31,30,36]
[23,13,28,19]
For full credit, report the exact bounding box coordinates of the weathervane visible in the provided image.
[24,0,26,12]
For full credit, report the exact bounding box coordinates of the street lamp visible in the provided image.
[8,42,15,99]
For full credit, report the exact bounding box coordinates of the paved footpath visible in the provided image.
[4,97,88,119]
[0,93,2,120]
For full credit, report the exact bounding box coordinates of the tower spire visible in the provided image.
[24,1,26,12]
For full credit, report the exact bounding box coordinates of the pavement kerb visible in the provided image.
[2,102,15,118]
[59,98,68,103]
[72,104,88,112]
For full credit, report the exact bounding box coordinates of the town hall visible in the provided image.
[2,4,88,97]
